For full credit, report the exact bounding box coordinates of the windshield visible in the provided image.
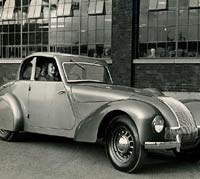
[63,62,113,84]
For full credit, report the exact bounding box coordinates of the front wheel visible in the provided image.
[105,115,146,173]
[0,129,15,141]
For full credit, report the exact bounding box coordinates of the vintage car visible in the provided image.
[0,52,200,173]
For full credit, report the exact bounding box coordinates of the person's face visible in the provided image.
[48,63,56,76]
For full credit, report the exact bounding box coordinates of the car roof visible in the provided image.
[26,52,107,66]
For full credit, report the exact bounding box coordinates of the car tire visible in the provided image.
[105,115,145,173]
[0,129,15,141]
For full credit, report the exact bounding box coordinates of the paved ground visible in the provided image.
[0,133,200,179]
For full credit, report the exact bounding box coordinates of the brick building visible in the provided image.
[1,0,200,98]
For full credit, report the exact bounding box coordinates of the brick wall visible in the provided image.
[133,63,200,92]
[111,0,134,86]
[0,63,20,85]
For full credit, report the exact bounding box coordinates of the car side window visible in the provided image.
[35,57,61,82]
[20,58,34,80]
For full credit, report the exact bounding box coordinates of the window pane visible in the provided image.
[57,1,64,16]
[97,16,104,29]
[140,0,149,11]
[149,12,157,27]
[139,12,148,27]
[178,26,188,41]
[104,30,111,45]
[157,0,167,10]
[148,27,157,42]
[157,43,166,57]
[188,25,198,40]
[147,43,156,57]
[81,30,88,43]
[179,10,188,25]
[188,42,197,57]
[105,15,111,29]
[88,30,95,44]
[179,0,189,9]
[149,0,157,10]
[88,1,96,15]
[167,42,175,57]
[96,30,104,44]
[2,0,10,20]
[57,31,65,44]
[63,3,72,16]
[96,0,104,14]
[34,4,42,18]
[139,27,147,43]
[65,31,72,42]
[7,0,15,19]
[167,26,175,41]
[7,7,14,19]
[72,17,80,30]
[168,11,176,25]
[139,43,148,57]
[88,16,96,30]
[158,11,167,26]
[189,9,198,24]
[177,42,187,57]
[28,0,37,18]
[72,31,79,43]
[168,0,177,10]
[65,17,72,30]
[158,27,167,41]
[105,0,112,15]
[81,17,88,30]
[189,0,198,7]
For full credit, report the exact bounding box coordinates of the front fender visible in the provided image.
[182,99,200,126]
[0,93,24,131]
[75,100,162,144]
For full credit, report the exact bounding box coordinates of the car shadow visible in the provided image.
[14,132,200,174]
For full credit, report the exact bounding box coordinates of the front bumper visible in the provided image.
[144,134,181,152]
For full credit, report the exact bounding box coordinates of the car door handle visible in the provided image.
[58,90,66,95]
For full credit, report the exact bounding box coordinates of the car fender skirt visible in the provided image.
[0,93,23,131]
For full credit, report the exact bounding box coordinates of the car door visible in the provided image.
[27,56,76,131]
[12,57,36,129]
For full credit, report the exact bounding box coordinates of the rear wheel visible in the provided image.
[0,129,15,141]
[105,115,145,173]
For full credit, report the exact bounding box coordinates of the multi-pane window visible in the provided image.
[149,0,167,10]
[2,0,15,20]
[139,0,200,58]
[88,0,105,15]
[28,0,42,18]
[0,0,112,59]
[57,0,72,17]
[189,0,200,8]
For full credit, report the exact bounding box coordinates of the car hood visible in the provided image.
[71,83,162,103]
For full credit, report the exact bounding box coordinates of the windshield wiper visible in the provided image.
[70,58,86,71]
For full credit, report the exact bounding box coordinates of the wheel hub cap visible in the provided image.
[117,135,130,154]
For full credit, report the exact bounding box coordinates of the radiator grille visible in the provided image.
[158,97,197,141]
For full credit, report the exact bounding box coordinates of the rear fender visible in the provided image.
[0,93,24,131]
[74,100,160,144]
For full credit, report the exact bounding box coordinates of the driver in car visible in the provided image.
[39,63,60,81]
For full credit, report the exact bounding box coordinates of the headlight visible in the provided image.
[152,116,164,133]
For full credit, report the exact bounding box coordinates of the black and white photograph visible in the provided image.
[0,0,200,178]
